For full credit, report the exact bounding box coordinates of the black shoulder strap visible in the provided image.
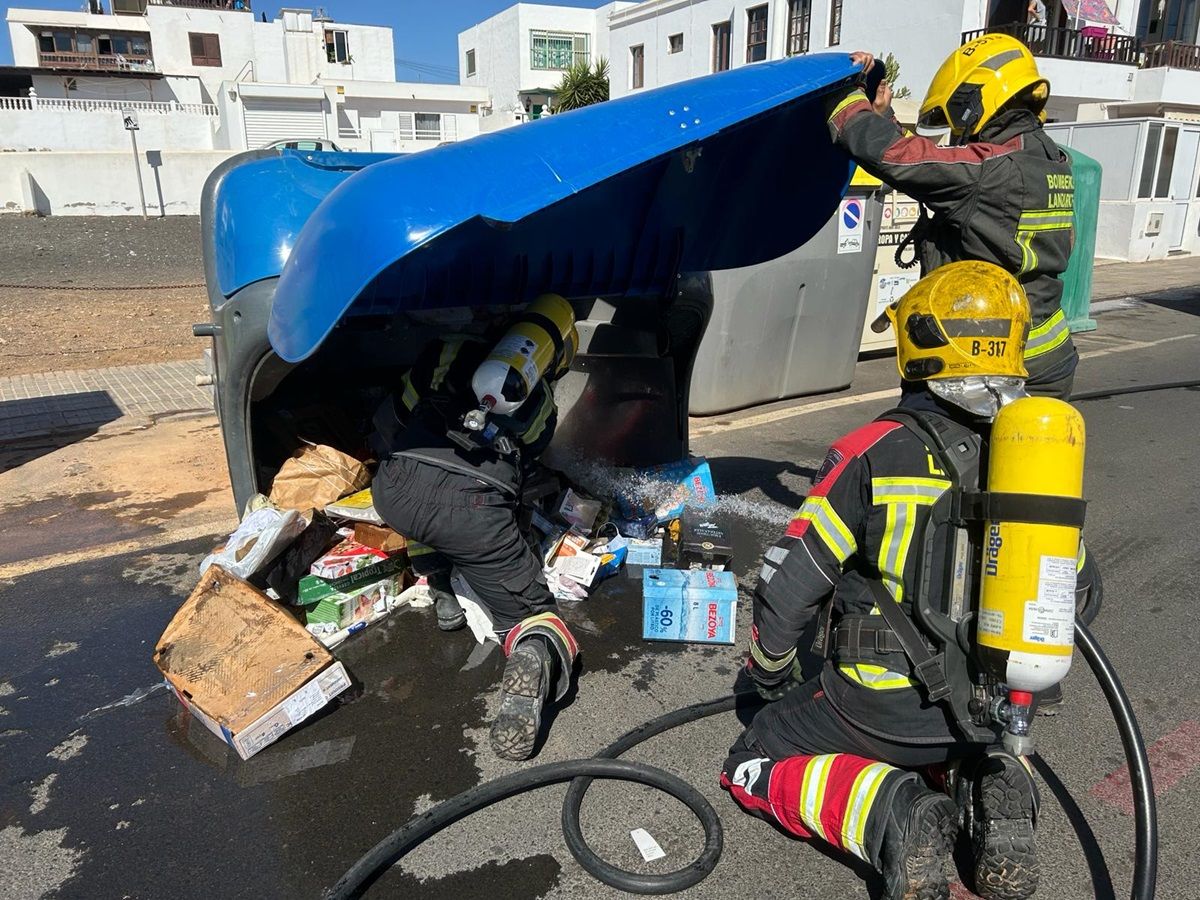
[867,581,951,702]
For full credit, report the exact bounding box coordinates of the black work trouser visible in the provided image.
[1024,338,1078,401]
[735,678,976,769]
[373,455,555,631]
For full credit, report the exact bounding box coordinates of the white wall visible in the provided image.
[0,149,236,216]
[0,103,217,151]
[606,0,970,99]
[26,72,206,104]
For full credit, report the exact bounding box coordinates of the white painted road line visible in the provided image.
[692,333,1198,438]
[0,519,234,580]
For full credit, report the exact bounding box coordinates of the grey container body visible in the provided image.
[689,190,883,415]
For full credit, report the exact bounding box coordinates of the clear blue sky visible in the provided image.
[0,0,606,79]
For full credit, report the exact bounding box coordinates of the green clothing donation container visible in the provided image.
[1060,147,1101,333]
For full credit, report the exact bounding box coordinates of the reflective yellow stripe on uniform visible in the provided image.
[750,640,796,673]
[1024,309,1069,359]
[430,340,462,391]
[799,754,836,842]
[839,662,918,690]
[841,762,894,862]
[407,540,435,557]
[828,90,867,122]
[518,390,555,444]
[400,372,420,411]
[793,496,857,563]
[1077,541,1087,572]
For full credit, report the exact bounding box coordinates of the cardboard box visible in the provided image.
[310,539,388,580]
[642,568,738,644]
[678,514,734,570]
[618,458,717,524]
[549,532,602,586]
[300,572,405,632]
[353,522,407,554]
[154,567,351,760]
[626,537,664,567]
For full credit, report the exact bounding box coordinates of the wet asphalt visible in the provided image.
[2,288,1199,900]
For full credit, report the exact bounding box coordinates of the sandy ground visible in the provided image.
[0,216,207,376]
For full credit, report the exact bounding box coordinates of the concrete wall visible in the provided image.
[0,103,218,151]
[0,149,236,216]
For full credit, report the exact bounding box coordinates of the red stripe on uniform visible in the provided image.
[816,754,883,852]
[880,133,1023,168]
[831,96,873,133]
[722,758,814,839]
[785,420,900,539]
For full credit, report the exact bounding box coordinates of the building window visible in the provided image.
[415,112,441,141]
[631,44,644,89]
[325,29,349,64]
[465,48,476,76]
[1138,123,1163,199]
[188,32,222,67]
[712,20,731,72]
[787,0,812,56]
[530,30,589,70]
[668,32,683,54]
[746,5,768,63]
[829,0,844,46]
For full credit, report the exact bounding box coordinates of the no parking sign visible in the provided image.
[838,196,864,254]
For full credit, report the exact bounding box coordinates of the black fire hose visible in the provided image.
[325,692,764,900]
[1073,619,1158,900]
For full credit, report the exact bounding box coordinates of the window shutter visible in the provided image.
[206,34,221,66]
[189,33,203,61]
[398,112,415,141]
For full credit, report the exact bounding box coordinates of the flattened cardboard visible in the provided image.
[154,567,350,760]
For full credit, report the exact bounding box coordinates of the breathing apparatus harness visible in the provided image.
[831,407,1087,749]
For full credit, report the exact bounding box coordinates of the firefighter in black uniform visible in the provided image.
[828,35,1078,399]
[371,295,579,762]
[720,262,1101,900]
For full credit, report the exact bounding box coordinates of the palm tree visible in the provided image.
[552,58,610,112]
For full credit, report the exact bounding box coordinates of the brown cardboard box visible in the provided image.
[153,567,351,760]
[353,522,407,554]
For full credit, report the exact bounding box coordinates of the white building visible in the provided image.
[460,1,1200,125]
[458,2,635,130]
[2,2,485,153]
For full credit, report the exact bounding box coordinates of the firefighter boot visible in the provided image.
[426,572,466,632]
[965,750,1040,900]
[490,637,554,761]
[490,613,578,761]
[877,776,960,900]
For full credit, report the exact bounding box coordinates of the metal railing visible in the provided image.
[962,23,1140,65]
[0,96,218,115]
[1143,40,1200,70]
[113,0,253,11]
[37,51,156,72]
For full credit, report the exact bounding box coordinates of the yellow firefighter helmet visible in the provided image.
[885,261,1031,381]
[919,34,1049,138]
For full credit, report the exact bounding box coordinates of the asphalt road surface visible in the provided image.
[1,287,1197,900]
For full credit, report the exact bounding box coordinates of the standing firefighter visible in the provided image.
[721,262,1101,900]
[828,36,1078,399]
[371,294,580,761]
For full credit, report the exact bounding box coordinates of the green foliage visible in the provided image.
[883,52,912,100]
[552,57,610,112]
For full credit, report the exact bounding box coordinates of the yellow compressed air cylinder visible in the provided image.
[471,293,577,416]
[976,396,1086,694]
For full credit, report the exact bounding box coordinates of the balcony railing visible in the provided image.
[962,23,1140,65]
[37,51,156,73]
[1143,40,1200,70]
[0,96,217,115]
[113,0,251,12]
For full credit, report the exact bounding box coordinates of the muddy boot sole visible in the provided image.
[884,793,959,900]
[973,763,1039,900]
[489,644,547,761]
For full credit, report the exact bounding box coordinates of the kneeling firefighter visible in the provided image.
[371,294,581,762]
[721,261,1102,900]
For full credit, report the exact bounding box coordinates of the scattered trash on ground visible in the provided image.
[154,443,750,759]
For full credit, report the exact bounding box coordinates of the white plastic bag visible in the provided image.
[199,507,308,580]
